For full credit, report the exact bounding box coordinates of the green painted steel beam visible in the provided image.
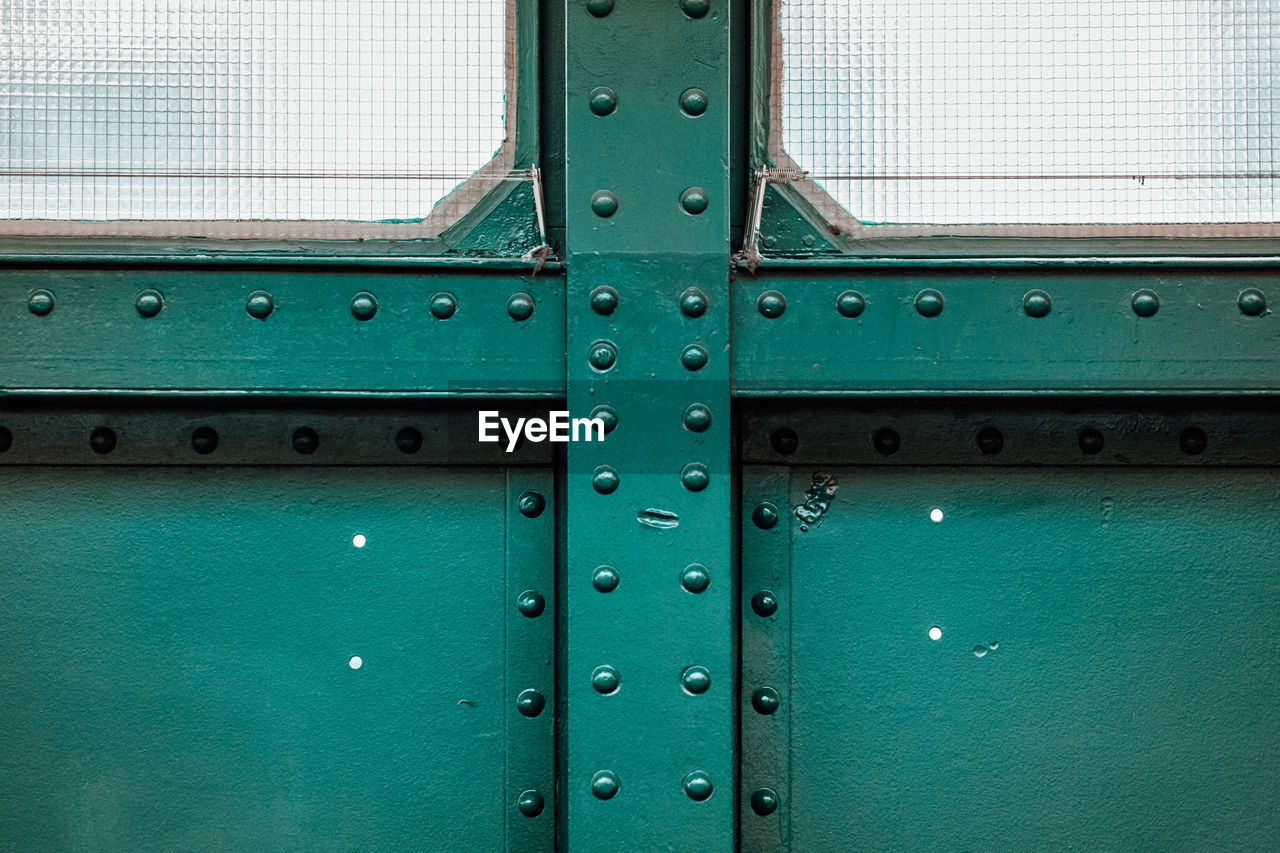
[732,268,1280,395]
[564,0,736,848]
[2,269,565,394]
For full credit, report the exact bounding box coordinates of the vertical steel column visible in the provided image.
[564,0,733,848]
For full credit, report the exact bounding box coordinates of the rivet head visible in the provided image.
[757,290,786,318]
[679,286,709,317]
[1078,428,1105,455]
[591,665,621,694]
[872,427,901,456]
[762,234,777,248]
[1023,289,1052,318]
[586,0,613,16]
[680,563,710,593]
[590,285,618,315]
[291,427,320,455]
[836,290,865,318]
[1132,289,1160,317]
[0,426,12,453]
[350,291,377,321]
[915,289,944,317]
[752,502,779,529]
[516,688,546,717]
[679,187,709,215]
[518,490,546,518]
[245,291,274,320]
[134,289,164,318]
[508,292,535,321]
[27,289,55,316]
[517,789,545,818]
[680,0,710,18]
[681,665,711,694]
[683,771,714,801]
[680,344,709,371]
[1239,288,1267,316]
[801,234,816,248]
[591,190,619,218]
[517,590,546,618]
[751,590,778,617]
[191,426,218,455]
[589,405,619,434]
[588,86,618,116]
[752,686,781,715]
[588,340,617,371]
[751,787,779,816]
[592,465,620,494]
[682,403,712,432]
[89,426,117,455]
[430,292,458,319]
[975,426,1004,455]
[770,427,798,455]
[681,461,709,491]
[591,770,620,800]
[680,88,709,116]
[592,565,620,592]
[1180,425,1208,456]
[396,426,423,454]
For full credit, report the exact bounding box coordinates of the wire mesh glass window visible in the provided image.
[774,0,1279,233]
[0,0,513,236]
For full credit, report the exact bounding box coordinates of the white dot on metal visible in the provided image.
[929,508,944,523]
[349,655,363,669]
[928,626,942,641]
[352,534,367,548]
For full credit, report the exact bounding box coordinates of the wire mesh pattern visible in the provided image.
[778,0,1279,226]
[0,0,508,223]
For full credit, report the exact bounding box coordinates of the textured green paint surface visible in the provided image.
[766,465,1280,852]
[0,465,548,851]
[733,268,1280,394]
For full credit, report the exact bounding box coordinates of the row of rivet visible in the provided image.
[513,491,549,818]
[588,0,711,18]
[0,425,430,456]
[23,289,537,322]
[744,501,783,817]
[754,287,1270,319]
[766,423,1213,457]
[586,286,711,375]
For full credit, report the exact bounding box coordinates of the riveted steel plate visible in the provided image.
[741,462,1280,851]
[2,268,564,394]
[0,465,554,851]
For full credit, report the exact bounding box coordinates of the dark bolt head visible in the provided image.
[588,86,618,116]
[915,289,945,318]
[0,426,12,453]
[591,665,620,694]
[590,405,618,434]
[1132,289,1160,317]
[770,427,799,455]
[591,771,619,800]
[752,686,781,715]
[680,344,709,371]
[680,88,709,116]
[751,590,778,617]
[1180,426,1208,456]
[680,563,710,593]
[679,287,708,317]
[680,187,709,215]
[89,427,117,455]
[1023,289,1052,318]
[681,462,709,492]
[751,787,779,815]
[291,427,319,455]
[681,665,711,694]
[682,403,712,432]
[396,427,423,454]
[872,428,901,456]
[1078,428,1105,455]
[752,502,779,529]
[757,290,787,318]
[976,426,1004,455]
[680,0,710,18]
[592,565,620,592]
[191,426,219,455]
[589,286,618,315]
[591,190,619,218]
[586,0,613,16]
[588,341,617,371]
[507,292,535,321]
[517,789,545,817]
[683,771,714,801]
[1239,288,1267,316]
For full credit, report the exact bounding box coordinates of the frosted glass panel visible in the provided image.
[0,0,507,222]
[778,0,1279,226]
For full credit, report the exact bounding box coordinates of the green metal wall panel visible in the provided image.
[0,462,554,851]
